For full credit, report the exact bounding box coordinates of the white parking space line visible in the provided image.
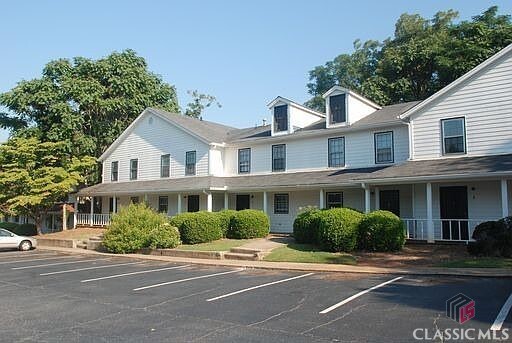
[206,273,314,302]
[39,261,144,276]
[491,293,512,331]
[11,258,111,270]
[0,255,76,265]
[133,269,244,291]
[81,264,191,283]
[319,276,403,314]
[0,253,58,260]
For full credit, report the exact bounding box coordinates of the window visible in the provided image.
[238,148,251,174]
[329,94,346,124]
[111,161,118,181]
[108,197,119,213]
[130,159,138,180]
[185,151,196,176]
[374,131,394,164]
[328,137,345,167]
[158,196,169,213]
[442,118,466,154]
[326,192,343,208]
[274,194,289,214]
[0,229,12,237]
[130,196,139,204]
[272,144,286,172]
[236,194,250,210]
[273,105,288,132]
[161,154,170,178]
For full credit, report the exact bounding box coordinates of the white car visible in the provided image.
[0,228,37,251]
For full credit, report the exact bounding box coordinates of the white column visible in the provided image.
[501,179,509,218]
[177,194,182,213]
[113,195,117,213]
[144,194,148,204]
[364,186,371,214]
[426,182,434,243]
[319,189,325,209]
[375,187,380,211]
[206,193,213,212]
[89,196,94,226]
[62,204,67,231]
[263,191,268,214]
[73,198,78,229]
[224,192,229,210]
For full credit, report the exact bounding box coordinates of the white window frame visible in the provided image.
[238,148,251,174]
[328,137,345,168]
[441,117,466,155]
[374,131,394,164]
[274,193,289,214]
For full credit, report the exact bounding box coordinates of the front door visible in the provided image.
[380,190,400,216]
[236,194,250,211]
[187,195,200,212]
[440,186,469,240]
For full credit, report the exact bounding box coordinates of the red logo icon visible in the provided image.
[446,293,475,324]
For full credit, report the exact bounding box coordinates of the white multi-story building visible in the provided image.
[76,44,512,242]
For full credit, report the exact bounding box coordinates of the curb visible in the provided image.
[37,246,512,278]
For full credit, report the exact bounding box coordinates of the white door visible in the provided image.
[0,229,19,248]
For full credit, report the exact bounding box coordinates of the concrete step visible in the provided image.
[224,252,259,261]
[76,242,87,249]
[229,247,262,254]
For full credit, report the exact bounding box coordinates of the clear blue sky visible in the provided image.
[1,0,511,142]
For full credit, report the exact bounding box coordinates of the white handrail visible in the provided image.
[401,218,497,242]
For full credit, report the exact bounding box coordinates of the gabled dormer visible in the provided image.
[268,96,325,136]
[323,86,381,128]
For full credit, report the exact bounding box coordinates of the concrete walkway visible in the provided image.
[236,234,292,253]
[38,245,512,278]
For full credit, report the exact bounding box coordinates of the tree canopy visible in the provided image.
[306,6,512,111]
[0,137,96,233]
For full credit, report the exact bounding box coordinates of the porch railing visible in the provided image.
[76,213,111,227]
[401,218,496,242]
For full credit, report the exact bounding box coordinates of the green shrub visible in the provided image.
[103,203,178,253]
[468,218,512,257]
[147,223,181,249]
[0,222,20,231]
[358,210,406,252]
[229,209,269,239]
[169,212,196,230]
[317,208,364,252]
[12,223,37,236]
[175,211,222,244]
[293,208,322,244]
[216,210,237,237]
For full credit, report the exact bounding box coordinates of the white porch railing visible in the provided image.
[401,218,496,242]
[76,213,111,227]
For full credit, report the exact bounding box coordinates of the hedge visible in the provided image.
[103,203,180,253]
[171,211,222,244]
[358,210,405,252]
[293,208,322,244]
[0,222,20,231]
[216,210,237,237]
[229,210,270,239]
[468,218,512,257]
[317,208,364,252]
[0,222,37,236]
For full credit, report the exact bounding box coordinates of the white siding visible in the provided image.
[411,51,512,159]
[289,105,323,132]
[347,93,378,124]
[102,114,210,183]
[209,147,223,176]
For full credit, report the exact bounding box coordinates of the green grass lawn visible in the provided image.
[437,257,512,268]
[263,243,357,265]
[178,239,250,251]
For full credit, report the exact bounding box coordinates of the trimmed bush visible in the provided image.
[174,211,222,244]
[358,210,406,252]
[0,222,20,231]
[216,210,237,237]
[468,218,512,257]
[12,223,37,236]
[147,223,181,249]
[229,210,270,239]
[103,203,180,253]
[293,208,322,244]
[317,208,364,252]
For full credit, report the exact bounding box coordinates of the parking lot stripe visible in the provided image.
[11,258,111,270]
[39,261,144,276]
[0,255,76,265]
[491,293,512,331]
[0,253,57,260]
[319,276,403,314]
[81,264,191,283]
[206,273,314,302]
[133,269,244,291]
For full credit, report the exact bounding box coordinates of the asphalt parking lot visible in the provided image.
[0,249,511,342]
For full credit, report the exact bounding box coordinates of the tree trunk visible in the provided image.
[34,216,43,235]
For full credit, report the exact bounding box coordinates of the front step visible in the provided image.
[76,240,88,249]
[224,252,260,261]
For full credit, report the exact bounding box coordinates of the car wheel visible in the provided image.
[19,240,32,251]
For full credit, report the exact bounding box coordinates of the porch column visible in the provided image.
[501,179,509,218]
[89,196,94,226]
[263,191,268,214]
[113,195,117,213]
[177,193,182,213]
[206,193,213,212]
[62,204,67,231]
[375,187,380,210]
[319,189,325,209]
[73,198,78,229]
[224,192,229,210]
[364,185,371,213]
[144,194,148,204]
[426,182,434,243]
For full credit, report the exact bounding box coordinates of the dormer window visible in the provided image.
[329,94,346,124]
[274,105,288,132]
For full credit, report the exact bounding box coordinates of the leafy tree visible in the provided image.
[306,6,512,110]
[184,90,221,119]
[0,137,96,234]
[0,50,179,161]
